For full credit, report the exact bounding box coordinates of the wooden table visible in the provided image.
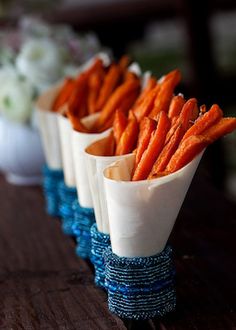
[0,165,236,329]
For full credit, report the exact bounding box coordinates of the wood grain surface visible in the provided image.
[0,163,236,329]
[0,176,125,330]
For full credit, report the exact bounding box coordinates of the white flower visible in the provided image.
[0,65,17,82]
[63,64,81,78]
[16,38,63,92]
[0,68,34,123]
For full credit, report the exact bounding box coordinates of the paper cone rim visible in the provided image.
[85,150,132,161]
[104,150,205,186]
[72,113,111,137]
[35,83,62,112]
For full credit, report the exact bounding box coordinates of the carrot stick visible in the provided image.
[94,79,140,130]
[132,111,170,181]
[134,117,157,169]
[182,104,223,141]
[113,109,128,146]
[202,117,236,142]
[166,135,209,173]
[168,94,185,119]
[95,64,122,112]
[149,124,185,176]
[115,111,139,156]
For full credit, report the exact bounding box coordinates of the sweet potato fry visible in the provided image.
[113,109,128,145]
[149,69,182,119]
[133,85,159,122]
[162,69,182,85]
[202,117,236,142]
[67,73,88,115]
[132,111,170,181]
[119,90,140,115]
[134,76,157,107]
[95,64,122,112]
[87,71,104,114]
[94,79,140,131]
[119,55,131,71]
[168,94,185,119]
[95,116,114,134]
[96,90,138,134]
[124,71,139,82]
[134,117,157,169]
[165,98,199,144]
[78,57,103,81]
[182,104,223,141]
[178,98,199,130]
[68,85,88,119]
[154,68,181,90]
[149,124,185,176]
[67,111,90,133]
[170,115,178,126]
[115,111,139,156]
[52,78,75,112]
[166,135,209,173]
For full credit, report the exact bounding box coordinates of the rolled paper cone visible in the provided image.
[57,113,76,187]
[72,114,111,208]
[35,84,62,170]
[103,151,204,258]
[80,52,111,72]
[85,135,132,234]
[128,62,142,77]
[142,70,151,89]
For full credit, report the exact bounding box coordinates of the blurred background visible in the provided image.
[0,0,236,197]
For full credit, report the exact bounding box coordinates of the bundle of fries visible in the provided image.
[85,66,236,241]
[52,54,141,134]
[97,69,236,181]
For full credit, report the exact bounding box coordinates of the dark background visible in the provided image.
[1,0,236,196]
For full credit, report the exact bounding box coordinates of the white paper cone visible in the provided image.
[35,84,62,170]
[128,62,142,77]
[85,136,132,234]
[80,52,111,72]
[142,71,152,89]
[57,114,75,187]
[103,151,204,258]
[72,114,111,208]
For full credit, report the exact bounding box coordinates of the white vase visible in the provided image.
[0,117,45,185]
